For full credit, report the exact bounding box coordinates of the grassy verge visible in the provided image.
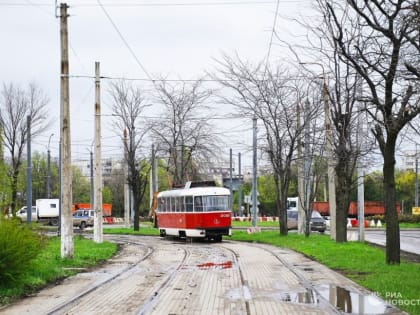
[0,235,117,306]
[231,220,420,229]
[231,231,420,315]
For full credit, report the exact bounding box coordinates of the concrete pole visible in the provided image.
[26,116,32,224]
[323,76,337,240]
[47,133,54,199]
[297,94,305,234]
[415,144,418,207]
[304,100,312,235]
[124,129,130,227]
[238,152,242,217]
[252,117,258,227]
[59,2,73,258]
[229,148,233,210]
[357,81,365,242]
[93,61,103,243]
[90,149,93,208]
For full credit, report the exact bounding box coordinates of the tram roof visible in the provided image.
[157,186,230,197]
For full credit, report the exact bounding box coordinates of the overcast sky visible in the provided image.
[0,0,312,169]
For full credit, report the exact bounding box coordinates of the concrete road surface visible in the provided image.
[0,235,407,315]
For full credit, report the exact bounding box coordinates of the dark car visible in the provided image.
[310,210,327,233]
[287,209,326,233]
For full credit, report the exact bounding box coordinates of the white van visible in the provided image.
[16,206,37,222]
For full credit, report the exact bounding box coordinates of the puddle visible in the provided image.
[315,284,396,314]
[226,283,397,314]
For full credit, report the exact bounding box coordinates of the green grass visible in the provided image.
[231,220,279,227]
[0,235,117,306]
[103,226,160,236]
[231,231,420,315]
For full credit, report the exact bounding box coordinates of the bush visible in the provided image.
[0,219,45,286]
[398,214,420,223]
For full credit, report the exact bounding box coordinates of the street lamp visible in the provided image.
[47,133,54,199]
[300,62,337,240]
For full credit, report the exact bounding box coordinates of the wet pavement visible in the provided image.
[0,236,408,315]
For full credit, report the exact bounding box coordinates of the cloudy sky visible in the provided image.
[0,0,312,168]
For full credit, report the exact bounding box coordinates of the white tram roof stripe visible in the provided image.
[157,187,230,198]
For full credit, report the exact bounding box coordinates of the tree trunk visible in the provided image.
[383,136,400,265]
[335,158,351,242]
[275,177,288,235]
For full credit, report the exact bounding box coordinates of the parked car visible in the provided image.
[73,209,95,229]
[16,206,37,222]
[287,209,327,233]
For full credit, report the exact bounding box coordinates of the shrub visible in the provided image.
[0,219,45,286]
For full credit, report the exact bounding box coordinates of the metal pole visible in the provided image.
[124,129,130,227]
[252,117,258,227]
[93,61,103,243]
[59,2,73,258]
[229,148,233,210]
[90,149,93,208]
[238,152,242,217]
[47,133,54,199]
[26,116,32,224]
[415,145,418,207]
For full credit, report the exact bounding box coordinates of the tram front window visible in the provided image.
[202,195,229,211]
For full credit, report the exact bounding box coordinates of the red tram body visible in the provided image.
[156,185,232,242]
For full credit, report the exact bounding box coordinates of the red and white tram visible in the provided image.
[156,183,232,242]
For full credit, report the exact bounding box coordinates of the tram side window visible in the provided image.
[165,197,170,212]
[172,197,177,212]
[202,195,229,211]
[178,197,184,212]
[185,196,193,212]
[158,198,164,212]
[194,196,203,212]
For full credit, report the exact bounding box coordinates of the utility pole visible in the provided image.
[47,133,54,199]
[357,80,365,242]
[297,92,305,234]
[322,73,337,240]
[304,100,312,236]
[238,152,242,217]
[300,62,336,240]
[89,149,93,208]
[93,61,103,243]
[252,117,258,227]
[415,144,418,207]
[124,129,130,227]
[229,148,233,209]
[59,2,73,258]
[26,116,32,224]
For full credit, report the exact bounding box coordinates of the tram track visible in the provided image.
[46,236,155,315]
[2,235,407,315]
[238,242,340,314]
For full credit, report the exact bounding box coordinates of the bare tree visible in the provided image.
[214,55,322,235]
[109,80,150,231]
[319,0,420,264]
[150,79,219,187]
[298,7,377,242]
[0,82,50,214]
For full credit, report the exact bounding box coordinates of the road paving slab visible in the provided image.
[0,236,407,315]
